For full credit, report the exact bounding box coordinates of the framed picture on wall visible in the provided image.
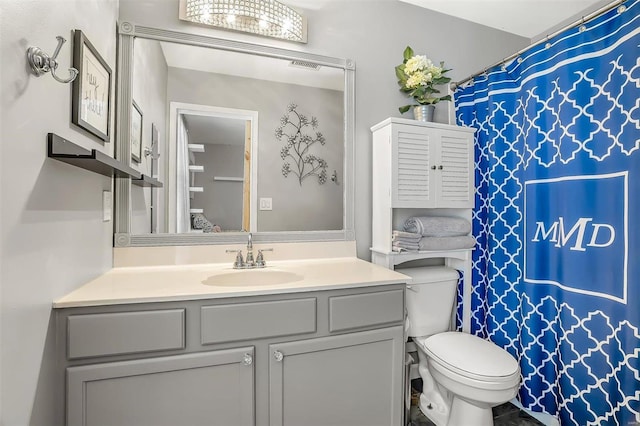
[131,100,143,163]
[71,29,112,142]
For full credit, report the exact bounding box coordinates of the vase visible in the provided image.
[413,105,435,122]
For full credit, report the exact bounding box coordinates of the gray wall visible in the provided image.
[121,0,528,257]
[131,38,168,234]
[0,0,118,424]
[167,68,344,232]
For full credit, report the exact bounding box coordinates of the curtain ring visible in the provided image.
[579,16,587,32]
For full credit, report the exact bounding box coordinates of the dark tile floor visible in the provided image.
[409,385,545,426]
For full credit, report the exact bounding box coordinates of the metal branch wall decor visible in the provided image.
[275,103,328,185]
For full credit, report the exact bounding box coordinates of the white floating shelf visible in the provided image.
[189,165,204,172]
[189,186,204,192]
[189,208,204,214]
[188,144,205,153]
[213,176,244,182]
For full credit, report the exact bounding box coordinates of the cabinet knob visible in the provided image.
[430,165,437,170]
[242,353,253,366]
[438,165,444,170]
[273,350,284,362]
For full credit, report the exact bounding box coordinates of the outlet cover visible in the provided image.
[103,191,112,222]
[259,197,273,211]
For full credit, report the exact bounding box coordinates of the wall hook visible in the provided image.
[331,170,339,185]
[27,36,78,84]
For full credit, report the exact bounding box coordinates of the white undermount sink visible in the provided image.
[202,269,304,287]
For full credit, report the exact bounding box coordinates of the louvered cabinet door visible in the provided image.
[391,125,435,208]
[435,129,474,208]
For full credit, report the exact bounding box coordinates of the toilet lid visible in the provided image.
[416,332,519,382]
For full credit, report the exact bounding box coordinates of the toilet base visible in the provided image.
[419,393,494,426]
[447,396,493,426]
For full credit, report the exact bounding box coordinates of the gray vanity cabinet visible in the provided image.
[56,285,405,426]
[269,326,404,426]
[67,348,255,426]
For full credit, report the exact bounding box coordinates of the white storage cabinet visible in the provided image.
[370,117,476,333]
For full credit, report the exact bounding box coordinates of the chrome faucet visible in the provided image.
[245,233,255,268]
[226,233,272,269]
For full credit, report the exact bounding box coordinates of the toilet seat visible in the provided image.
[415,332,520,384]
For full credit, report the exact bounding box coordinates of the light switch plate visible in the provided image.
[259,197,272,211]
[103,191,112,222]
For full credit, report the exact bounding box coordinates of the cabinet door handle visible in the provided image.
[242,353,253,366]
[273,350,284,362]
[430,165,437,170]
[438,165,444,170]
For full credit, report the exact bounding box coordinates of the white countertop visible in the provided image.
[53,257,411,308]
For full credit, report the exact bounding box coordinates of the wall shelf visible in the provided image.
[213,176,244,182]
[48,133,164,188]
[47,133,140,178]
[132,175,163,188]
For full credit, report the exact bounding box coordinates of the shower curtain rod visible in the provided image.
[451,0,626,89]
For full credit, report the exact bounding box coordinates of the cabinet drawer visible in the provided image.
[329,290,404,332]
[201,298,316,345]
[67,309,185,360]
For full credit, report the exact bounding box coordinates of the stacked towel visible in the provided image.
[403,216,471,237]
[392,230,422,251]
[391,216,476,252]
[417,235,476,251]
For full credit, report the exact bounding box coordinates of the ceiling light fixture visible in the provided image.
[180,0,307,43]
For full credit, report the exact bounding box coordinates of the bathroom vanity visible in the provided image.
[53,245,408,426]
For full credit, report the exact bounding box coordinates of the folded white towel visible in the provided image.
[403,216,471,237]
[392,230,422,242]
[393,236,476,252]
[392,241,420,251]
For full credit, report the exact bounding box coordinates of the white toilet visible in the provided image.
[398,266,521,426]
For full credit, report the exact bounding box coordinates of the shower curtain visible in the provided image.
[454,1,639,424]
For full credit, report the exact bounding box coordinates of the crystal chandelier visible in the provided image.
[180,0,307,43]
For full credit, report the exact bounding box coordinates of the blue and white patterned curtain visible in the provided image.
[454,1,639,424]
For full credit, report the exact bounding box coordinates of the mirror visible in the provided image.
[114,23,355,247]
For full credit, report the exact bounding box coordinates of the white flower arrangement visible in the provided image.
[395,46,452,114]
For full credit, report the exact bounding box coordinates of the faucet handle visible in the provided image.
[255,248,273,268]
[226,249,244,269]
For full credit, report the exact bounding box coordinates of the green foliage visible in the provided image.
[396,46,452,114]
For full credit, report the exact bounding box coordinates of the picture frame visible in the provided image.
[131,100,143,163]
[71,29,112,142]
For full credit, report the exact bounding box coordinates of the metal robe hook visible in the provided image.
[330,170,339,185]
[27,36,79,84]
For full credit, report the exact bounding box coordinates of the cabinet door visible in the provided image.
[435,128,474,208]
[391,125,435,208]
[269,327,404,426]
[67,348,255,426]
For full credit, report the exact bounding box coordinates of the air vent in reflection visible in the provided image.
[289,60,321,71]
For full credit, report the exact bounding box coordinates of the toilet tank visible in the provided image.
[396,266,460,337]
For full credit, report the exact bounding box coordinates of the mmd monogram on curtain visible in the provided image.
[454,1,639,424]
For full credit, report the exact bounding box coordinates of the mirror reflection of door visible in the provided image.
[182,113,251,232]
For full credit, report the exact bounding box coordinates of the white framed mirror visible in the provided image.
[114,22,355,247]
